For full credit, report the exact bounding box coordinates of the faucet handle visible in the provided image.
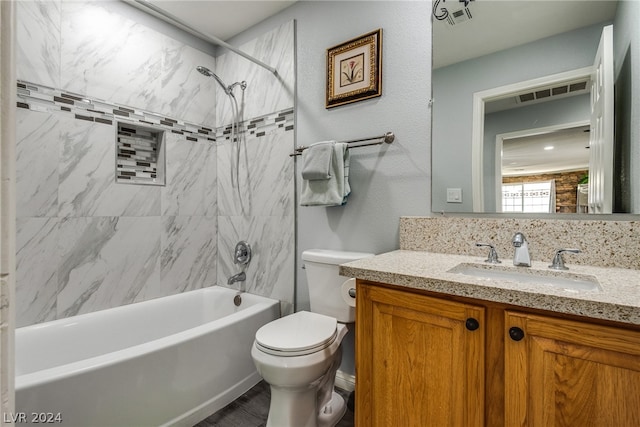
[476,243,501,264]
[233,241,251,265]
[549,248,581,270]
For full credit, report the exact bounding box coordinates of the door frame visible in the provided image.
[471,66,593,212]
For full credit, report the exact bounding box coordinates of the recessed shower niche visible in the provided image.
[116,122,166,185]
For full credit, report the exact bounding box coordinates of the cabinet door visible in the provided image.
[356,283,485,427]
[505,311,640,427]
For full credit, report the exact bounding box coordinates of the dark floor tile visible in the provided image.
[335,388,355,427]
[194,381,354,427]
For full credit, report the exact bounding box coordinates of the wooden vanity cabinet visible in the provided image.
[505,311,640,427]
[355,282,486,427]
[355,280,640,427]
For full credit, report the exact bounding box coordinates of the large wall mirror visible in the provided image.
[432,0,639,215]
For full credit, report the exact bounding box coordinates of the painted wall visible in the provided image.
[482,94,590,210]
[14,1,295,326]
[228,1,432,376]
[613,0,640,213]
[432,23,606,213]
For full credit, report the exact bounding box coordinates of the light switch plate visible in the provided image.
[447,188,462,203]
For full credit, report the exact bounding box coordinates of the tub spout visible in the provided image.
[227,271,246,285]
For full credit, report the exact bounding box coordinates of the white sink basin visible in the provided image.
[448,263,601,292]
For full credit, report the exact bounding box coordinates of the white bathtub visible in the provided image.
[15,286,280,427]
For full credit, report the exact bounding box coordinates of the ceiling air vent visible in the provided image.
[516,77,590,105]
[447,7,472,25]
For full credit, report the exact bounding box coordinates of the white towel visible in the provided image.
[301,141,335,180]
[300,143,350,207]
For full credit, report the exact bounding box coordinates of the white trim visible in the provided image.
[471,92,485,212]
[334,370,355,392]
[0,0,17,417]
[588,25,614,214]
[471,66,593,213]
[494,134,502,213]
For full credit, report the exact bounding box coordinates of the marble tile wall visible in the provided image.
[215,21,295,127]
[14,0,221,327]
[15,1,296,325]
[216,21,296,315]
[17,0,217,127]
[15,107,218,326]
[217,131,296,315]
[400,216,640,270]
[16,0,61,88]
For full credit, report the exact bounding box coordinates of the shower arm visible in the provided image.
[212,74,232,96]
[128,0,278,76]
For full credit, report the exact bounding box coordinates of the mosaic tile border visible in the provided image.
[16,81,216,142]
[16,81,295,144]
[214,108,295,143]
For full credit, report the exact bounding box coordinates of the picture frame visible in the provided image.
[326,29,382,109]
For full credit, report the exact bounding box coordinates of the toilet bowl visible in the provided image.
[251,311,348,427]
[251,249,374,427]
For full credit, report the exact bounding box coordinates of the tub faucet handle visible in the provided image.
[476,243,501,264]
[234,241,251,265]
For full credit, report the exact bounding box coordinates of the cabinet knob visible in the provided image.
[465,317,480,331]
[508,327,525,341]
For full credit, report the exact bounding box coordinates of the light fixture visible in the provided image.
[433,0,475,24]
[544,146,554,151]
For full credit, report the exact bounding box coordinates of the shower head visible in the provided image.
[196,65,231,95]
[196,65,214,77]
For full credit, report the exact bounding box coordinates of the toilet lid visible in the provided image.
[255,311,337,356]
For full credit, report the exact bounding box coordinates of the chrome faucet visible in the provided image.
[227,271,246,285]
[476,243,501,264]
[549,249,581,270]
[512,232,531,267]
[228,241,251,291]
[234,241,251,265]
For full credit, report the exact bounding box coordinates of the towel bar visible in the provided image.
[289,131,394,157]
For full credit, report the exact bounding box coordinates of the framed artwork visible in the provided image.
[326,29,382,109]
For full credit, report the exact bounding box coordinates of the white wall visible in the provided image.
[228,1,432,376]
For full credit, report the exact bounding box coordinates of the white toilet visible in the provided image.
[251,249,374,427]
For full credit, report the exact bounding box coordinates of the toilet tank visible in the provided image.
[302,249,375,322]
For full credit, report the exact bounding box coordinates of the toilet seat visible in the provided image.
[255,311,338,357]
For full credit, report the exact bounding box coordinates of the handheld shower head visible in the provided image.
[196,65,231,95]
[195,65,214,77]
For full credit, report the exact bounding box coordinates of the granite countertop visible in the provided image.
[340,250,640,326]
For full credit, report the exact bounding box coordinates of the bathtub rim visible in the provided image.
[16,287,279,390]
